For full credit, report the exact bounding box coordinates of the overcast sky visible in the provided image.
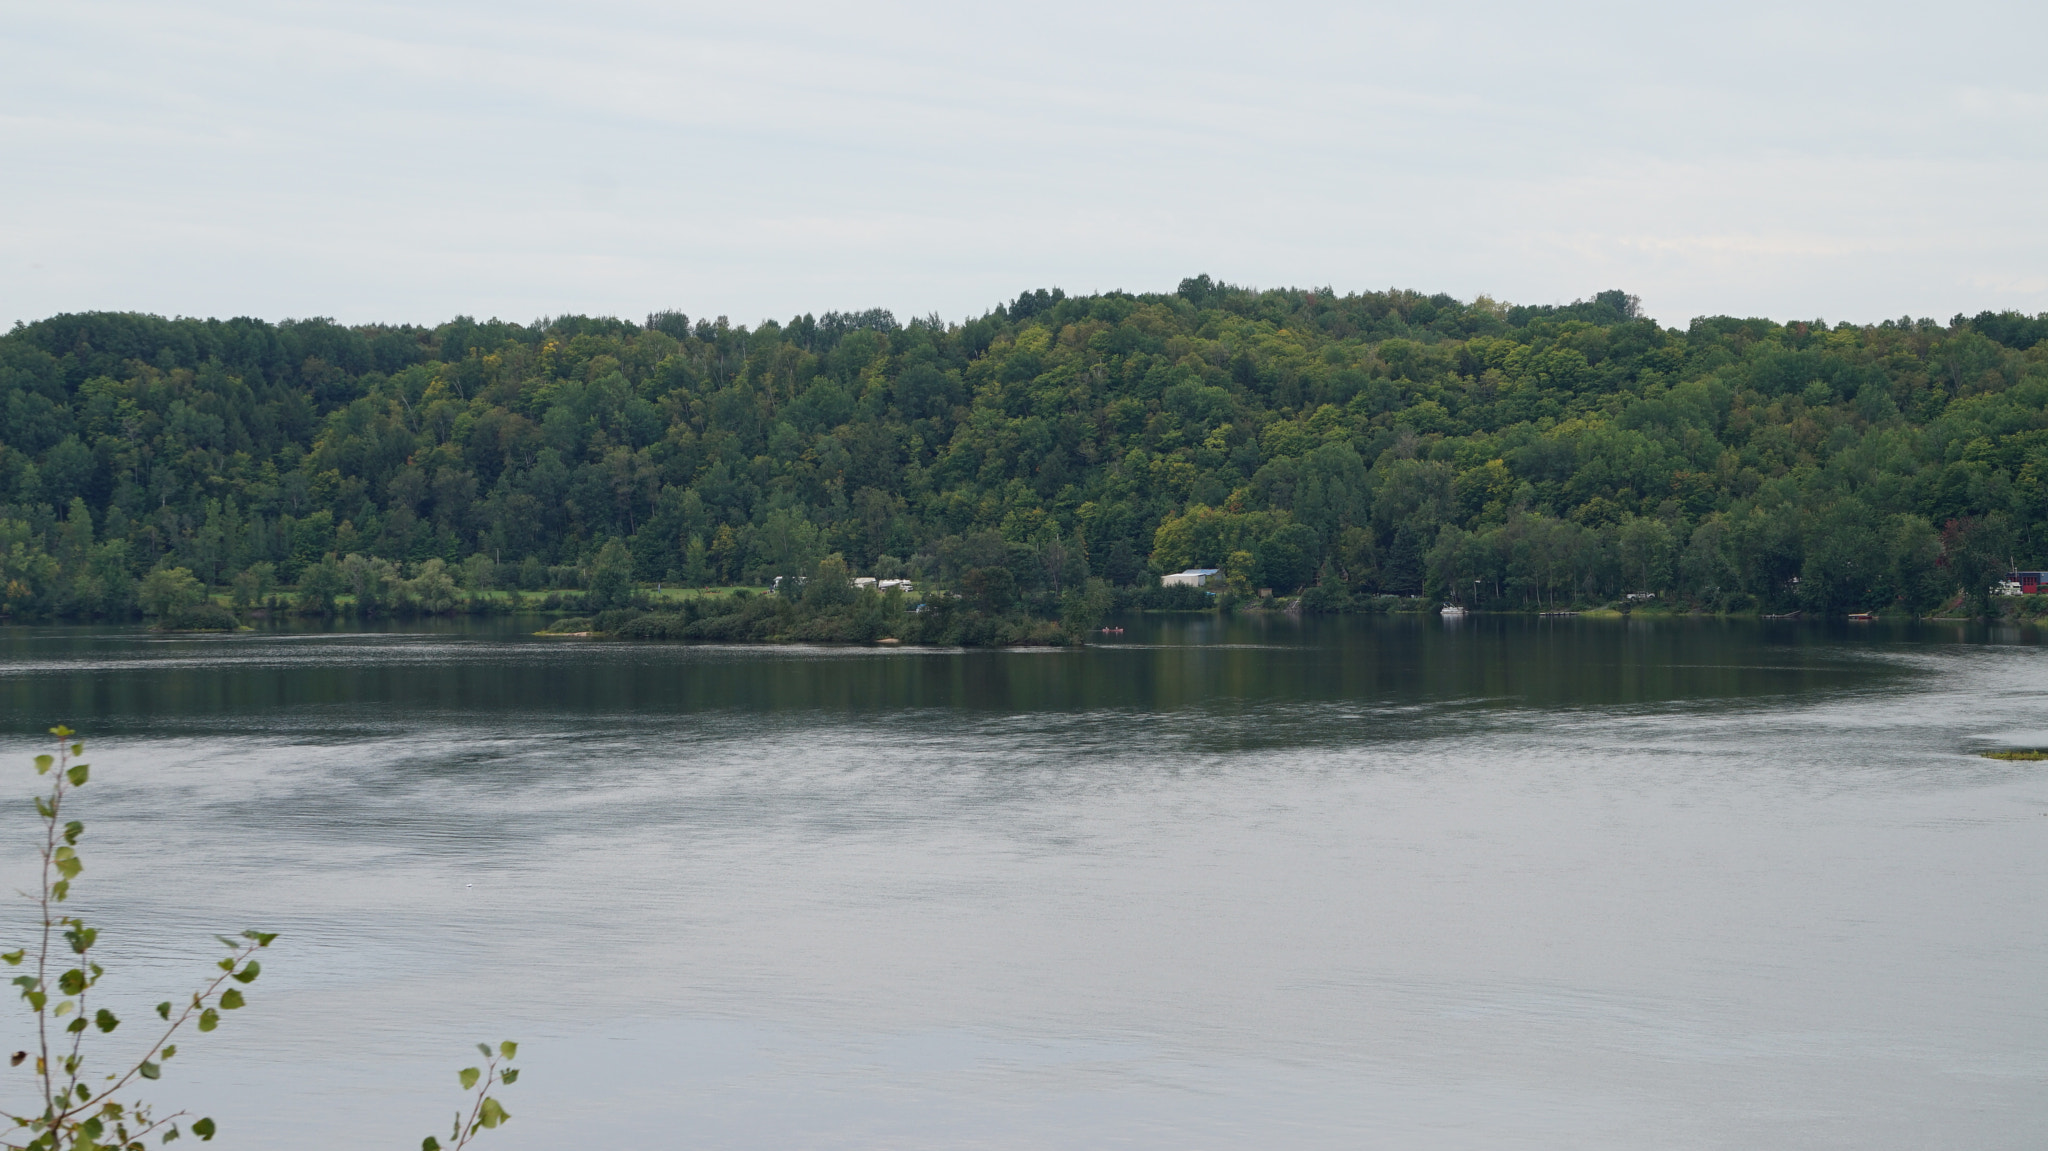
[4,0,2045,330]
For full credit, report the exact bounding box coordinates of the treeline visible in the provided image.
[1,279,2045,624]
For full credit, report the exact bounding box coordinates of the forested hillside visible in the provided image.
[3,278,2046,621]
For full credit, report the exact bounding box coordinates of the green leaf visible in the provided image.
[51,880,68,902]
[156,1001,172,1020]
[164,1044,177,1059]
[138,1061,159,1080]
[24,990,45,1011]
[65,926,96,954]
[422,1140,440,1151]
[93,1007,118,1033]
[58,968,87,995]
[477,1096,508,1129]
[197,1008,218,1033]
[192,1117,215,1141]
[34,755,53,775]
[231,961,259,984]
[499,1040,517,1060]
[62,821,82,845]
[499,1068,519,1084]
[1,951,21,966]
[164,1123,180,1142]
[476,1042,492,1058]
[458,1067,480,1090]
[34,796,52,817]
[66,764,88,787]
[66,1016,86,1034]
[218,989,244,1011]
[241,930,278,947]
[68,743,81,757]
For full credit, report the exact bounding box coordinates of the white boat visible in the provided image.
[1439,604,1467,617]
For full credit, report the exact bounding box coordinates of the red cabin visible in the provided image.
[2009,571,2047,594]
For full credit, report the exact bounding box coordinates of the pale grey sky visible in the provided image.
[4,0,2045,329]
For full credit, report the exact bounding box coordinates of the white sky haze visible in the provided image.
[3,0,2045,329]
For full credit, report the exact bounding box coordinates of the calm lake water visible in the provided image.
[0,615,2042,1149]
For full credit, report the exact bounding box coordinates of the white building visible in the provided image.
[1161,568,1221,588]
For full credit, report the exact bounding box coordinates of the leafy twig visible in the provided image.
[2,727,274,1150]
[424,1041,519,1151]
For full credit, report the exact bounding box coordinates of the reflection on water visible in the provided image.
[0,613,1958,723]
[0,616,2041,1150]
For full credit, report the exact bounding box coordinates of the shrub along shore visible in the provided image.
[151,569,2046,645]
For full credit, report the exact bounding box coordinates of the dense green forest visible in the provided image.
[2,278,2046,630]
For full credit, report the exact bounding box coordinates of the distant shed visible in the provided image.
[1161,568,1221,588]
